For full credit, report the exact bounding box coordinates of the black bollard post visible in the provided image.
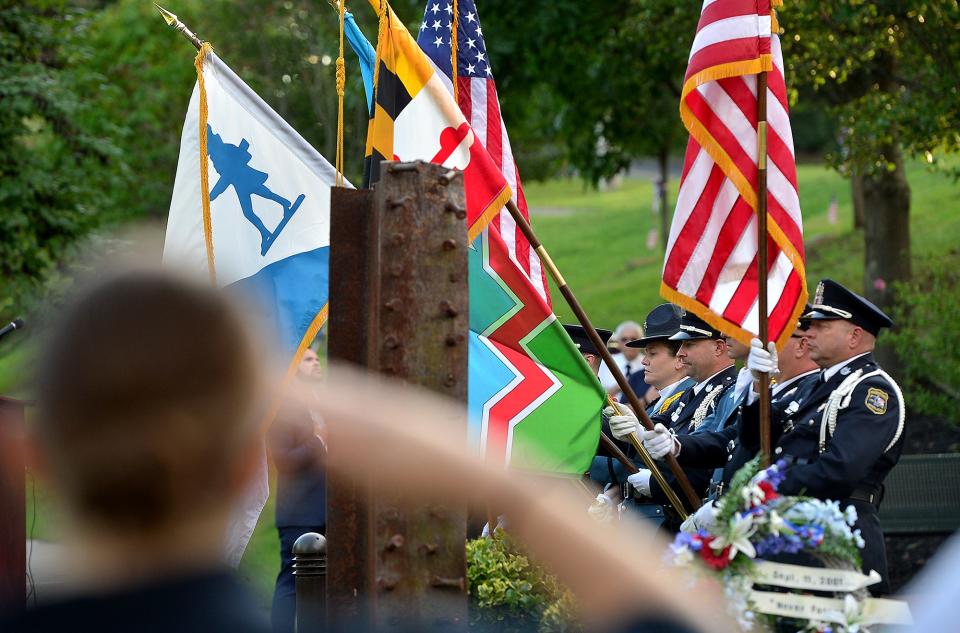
[293,532,327,633]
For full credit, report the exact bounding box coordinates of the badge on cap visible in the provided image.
[865,388,889,415]
[814,281,825,306]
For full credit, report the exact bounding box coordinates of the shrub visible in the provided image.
[887,251,960,426]
[466,534,579,633]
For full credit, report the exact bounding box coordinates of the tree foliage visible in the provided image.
[0,2,125,317]
[779,0,960,176]
[887,252,960,425]
[481,1,697,184]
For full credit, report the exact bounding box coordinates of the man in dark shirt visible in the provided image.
[268,348,327,633]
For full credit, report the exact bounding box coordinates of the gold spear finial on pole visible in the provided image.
[154,4,203,51]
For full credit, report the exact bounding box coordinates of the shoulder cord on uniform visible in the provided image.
[658,390,685,415]
[691,385,724,431]
[818,368,906,454]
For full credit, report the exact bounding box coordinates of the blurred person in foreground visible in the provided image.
[3,271,270,632]
[268,346,326,633]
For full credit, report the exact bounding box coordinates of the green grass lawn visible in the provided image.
[10,159,960,605]
[525,161,960,328]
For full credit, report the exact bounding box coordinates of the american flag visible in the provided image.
[416,0,549,304]
[661,0,807,347]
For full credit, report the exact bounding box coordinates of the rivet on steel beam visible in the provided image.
[438,169,459,185]
[445,335,459,347]
[392,233,406,246]
[385,533,405,551]
[378,576,399,591]
[449,272,460,283]
[444,374,456,388]
[431,576,465,591]
[384,336,401,350]
[439,300,459,318]
[442,238,457,251]
[390,265,404,278]
[384,299,401,311]
[389,195,413,209]
[419,543,439,556]
[444,202,466,219]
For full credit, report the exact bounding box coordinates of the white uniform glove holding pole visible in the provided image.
[588,493,616,523]
[680,500,717,534]
[641,423,679,459]
[627,470,652,497]
[605,405,641,441]
[747,337,779,380]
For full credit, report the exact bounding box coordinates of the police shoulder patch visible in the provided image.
[865,387,889,415]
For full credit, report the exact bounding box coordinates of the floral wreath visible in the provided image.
[667,457,902,632]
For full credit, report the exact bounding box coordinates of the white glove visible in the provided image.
[588,493,615,523]
[481,514,508,537]
[627,470,652,497]
[747,338,779,380]
[680,500,717,534]
[641,423,678,459]
[605,405,640,440]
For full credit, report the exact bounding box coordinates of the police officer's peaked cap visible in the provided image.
[804,279,893,336]
[563,324,613,356]
[626,304,683,348]
[794,303,814,332]
[668,311,725,341]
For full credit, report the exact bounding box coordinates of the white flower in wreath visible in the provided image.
[824,595,866,633]
[767,509,785,536]
[852,528,865,549]
[741,482,767,508]
[671,543,694,566]
[712,513,758,560]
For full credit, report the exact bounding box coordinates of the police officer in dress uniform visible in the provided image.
[607,311,737,529]
[643,315,821,507]
[742,280,905,596]
[610,304,695,525]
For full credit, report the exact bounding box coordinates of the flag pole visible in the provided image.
[155,4,203,51]
[505,199,701,512]
[756,70,772,468]
[607,398,689,519]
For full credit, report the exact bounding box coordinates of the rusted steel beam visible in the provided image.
[372,162,468,631]
[326,187,377,627]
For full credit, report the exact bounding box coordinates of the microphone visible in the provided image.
[0,318,25,342]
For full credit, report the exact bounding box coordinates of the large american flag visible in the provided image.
[661,0,807,347]
[416,0,549,303]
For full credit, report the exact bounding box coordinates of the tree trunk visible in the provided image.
[658,147,670,254]
[851,171,866,230]
[862,141,911,371]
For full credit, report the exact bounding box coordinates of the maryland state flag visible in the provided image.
[364,0,512,242]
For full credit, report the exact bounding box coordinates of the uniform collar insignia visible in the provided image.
[840,366,852,376]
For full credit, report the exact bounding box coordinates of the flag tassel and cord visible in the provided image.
[757,70,772,467]
[505,199,701,513]
[450,0,459,103]
[335,0,346,187]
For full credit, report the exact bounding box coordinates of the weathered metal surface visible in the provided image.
[326,187,377,626]
[372,162,468,631]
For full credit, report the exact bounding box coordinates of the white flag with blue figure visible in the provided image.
[165,49,346,355]
[164,47,346,566]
